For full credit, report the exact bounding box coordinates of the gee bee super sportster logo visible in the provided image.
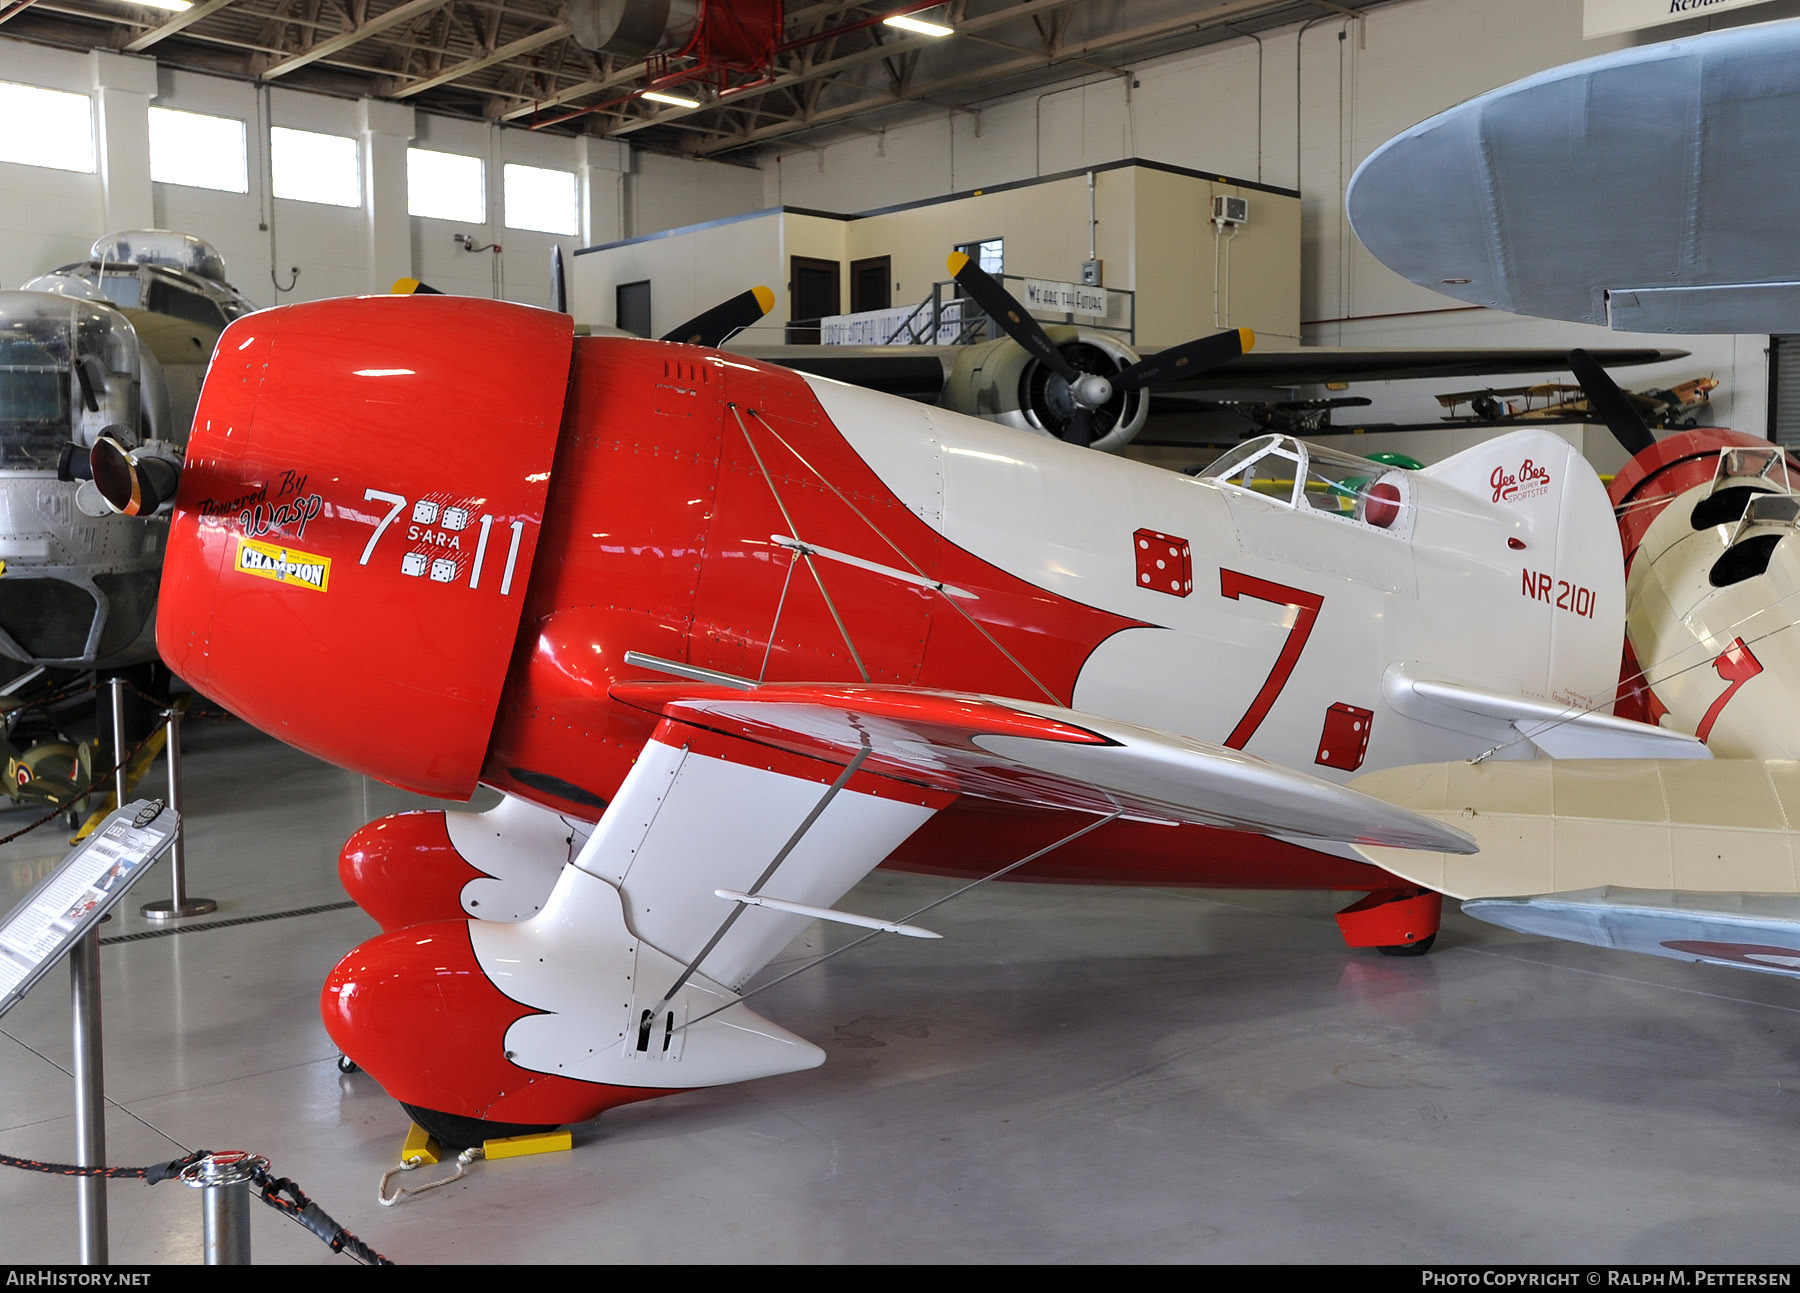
[234,536,331,592]
[1490,458,1552,504]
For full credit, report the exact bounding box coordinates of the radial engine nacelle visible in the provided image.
[940,327,1148,453]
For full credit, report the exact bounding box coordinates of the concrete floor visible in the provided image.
[2,715,1799,1265]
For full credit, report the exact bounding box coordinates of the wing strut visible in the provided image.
[743,406,1066,706]
[729,402,872,683]
[646,737,874,1025]
[673,806,1125,1038]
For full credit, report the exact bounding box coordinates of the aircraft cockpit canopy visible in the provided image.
[91,231,228,286]
[19,274,108,304]
[0,293,140,470]
[1196,433,1414,536]
[35,231,256,334]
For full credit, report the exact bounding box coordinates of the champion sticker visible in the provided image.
[235,536,331,593]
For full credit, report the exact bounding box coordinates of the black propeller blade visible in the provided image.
[1569,348,1657,457]
[947,251,1082,384]
[550,244,568,314]
[661,286,775,348]
[391,277,443,295]
[946,252,1253,446]
[1113,328,1251,390]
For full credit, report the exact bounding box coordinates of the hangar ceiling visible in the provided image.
[0,0,1397,157]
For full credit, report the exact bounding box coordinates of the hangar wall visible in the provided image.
[0,37,759,316]
[744,0,1793,435]
[575,165,1301,349]
[2,0,1791,434]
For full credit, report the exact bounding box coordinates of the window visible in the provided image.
[955,238,1003,276]
[272,126,360,207]
[503,163,578,236]
[0,81,94,173]
[147,276,230,331]
[148,107,247,193]
[407,147,485,223]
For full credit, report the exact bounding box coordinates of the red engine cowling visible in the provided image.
[156,297,574,797]
[1607,428,1781,571]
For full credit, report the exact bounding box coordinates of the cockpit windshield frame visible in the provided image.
[1195,432,1415,539]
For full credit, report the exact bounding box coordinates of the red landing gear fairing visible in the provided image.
[158,295,1679,1138]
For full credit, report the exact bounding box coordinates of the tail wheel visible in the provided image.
[1376,934,1437,957]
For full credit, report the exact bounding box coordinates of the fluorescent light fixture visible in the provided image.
[138,0,194,11]
[884,14,953,37]
[642,90,701,108]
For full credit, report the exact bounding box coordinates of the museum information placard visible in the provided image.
[0,800,180,1015]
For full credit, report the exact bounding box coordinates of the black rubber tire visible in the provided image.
[336,1054,359,1074]
[1376,933,1437,958]
[400,1102,560,1149]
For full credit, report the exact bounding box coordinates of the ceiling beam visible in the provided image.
[123,0,241,52]
[499,58,649,122]
[386,19,570,97]
[0,0,46,28]
[256,0,447,80]
[690,0,1298,155]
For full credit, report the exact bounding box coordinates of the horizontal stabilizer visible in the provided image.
[1383,667,1709,760]
[1466,888,1800,978]
[1349,758,1800,899]
[612,681,1476,853]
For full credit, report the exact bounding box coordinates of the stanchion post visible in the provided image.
[181,1152,264,1264]
[107,677,126,808]
[141,708,215,921]
[69,929,107,1264]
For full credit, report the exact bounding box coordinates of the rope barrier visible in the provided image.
[250,1163,394,1265]
[0,1148,395,1264]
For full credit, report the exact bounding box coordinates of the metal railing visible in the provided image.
[784,276,1137,347]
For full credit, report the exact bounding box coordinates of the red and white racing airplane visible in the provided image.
[146,263,1699,1144]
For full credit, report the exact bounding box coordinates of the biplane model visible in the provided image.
[1436,376,1718,428]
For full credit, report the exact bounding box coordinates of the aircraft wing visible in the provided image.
[359,680,1475,1111]
[1346,758,1800,977]
[610,680,1476,853]
[732,343,1688,400]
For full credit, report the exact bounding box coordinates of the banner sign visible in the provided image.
[1021,278,1112,320]
[1585,0,1780,39]
[821,300,974,345]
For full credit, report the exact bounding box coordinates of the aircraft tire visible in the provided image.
[1376,934,1436,957]
[399,1102,561,1149]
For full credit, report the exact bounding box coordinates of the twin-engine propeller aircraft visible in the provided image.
[0,231,253,811]
[154,263,1699,1145]
[494,241,1688,456]
[740,253,1685,454]
[0,230,251,676]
